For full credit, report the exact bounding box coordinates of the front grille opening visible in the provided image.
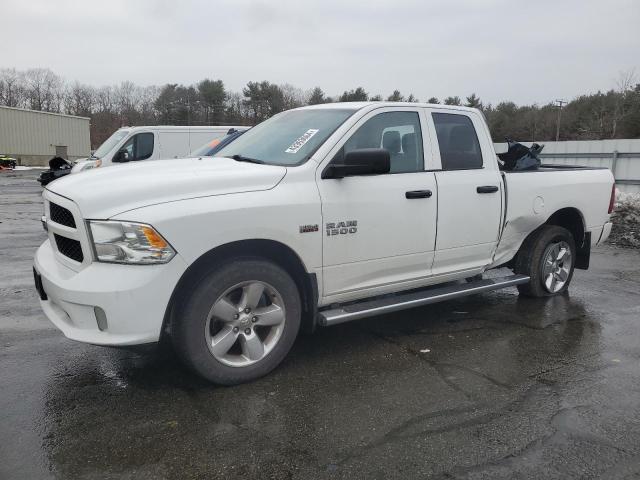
[54,234,84,262]
[49,202,76,228]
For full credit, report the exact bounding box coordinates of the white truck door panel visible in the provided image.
[433,170,502,273]
[317,108,438,298]
[429,111,502,274]
[320,172,438,296]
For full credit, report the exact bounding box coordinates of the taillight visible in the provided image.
[608,184,616,214]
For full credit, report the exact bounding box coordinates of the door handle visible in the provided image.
[476,185,499,194]
[405,190,432,199]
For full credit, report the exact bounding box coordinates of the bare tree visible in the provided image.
[114,81,141,124]
[94,86,115,113]
[611,69,636,138]
[225,91,249,124]
[138,85,160,123]
[65,82,95,117]
[280,83,306,109]
[0,68,25,107]
[23,68,63,112]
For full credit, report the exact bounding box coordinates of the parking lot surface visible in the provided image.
[1,169,640,479]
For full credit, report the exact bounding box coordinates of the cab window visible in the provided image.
[336,111,424,173]
[121,133,154,161]
[432,113,483,170]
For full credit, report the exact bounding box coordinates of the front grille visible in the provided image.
[49,202,76,228]
[54,234,84,262]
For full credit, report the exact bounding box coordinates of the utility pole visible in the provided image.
[555,99,567,142]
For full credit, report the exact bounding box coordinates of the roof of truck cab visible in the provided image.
[297,102,480,113]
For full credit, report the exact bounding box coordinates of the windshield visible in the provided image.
[215,109,356,166]
[92,129,129,158]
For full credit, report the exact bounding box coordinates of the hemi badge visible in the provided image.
[299,224,319,233]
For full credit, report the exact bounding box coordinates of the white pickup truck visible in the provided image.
[34,102,615,384]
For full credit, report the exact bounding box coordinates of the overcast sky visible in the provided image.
[2,0,639,105]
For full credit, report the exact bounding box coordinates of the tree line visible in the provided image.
[1,67,639,149]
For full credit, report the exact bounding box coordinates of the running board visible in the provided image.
[318,274,530,326]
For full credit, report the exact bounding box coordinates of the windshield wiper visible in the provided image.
[231,154,265,164]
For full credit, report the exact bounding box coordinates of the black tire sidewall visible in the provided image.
[172,258,301,385]
[516,226,576,297]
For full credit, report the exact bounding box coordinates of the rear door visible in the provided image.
[317,107,438,300]
[428,110,503,275]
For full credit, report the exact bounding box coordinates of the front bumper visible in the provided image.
[34,239,187,346]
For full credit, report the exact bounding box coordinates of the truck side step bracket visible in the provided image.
[318,274,530,326]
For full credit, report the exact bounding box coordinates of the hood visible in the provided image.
[47,157,287,219]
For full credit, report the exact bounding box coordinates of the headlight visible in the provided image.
[88,220,175,264]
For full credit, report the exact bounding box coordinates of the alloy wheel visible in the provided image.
[541,240,572,293]
[205,281,286,367]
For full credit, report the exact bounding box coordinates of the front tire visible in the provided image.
[515,226,576,297]
[171,258,301,385]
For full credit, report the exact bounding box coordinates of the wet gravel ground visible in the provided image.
[1,170,640,479]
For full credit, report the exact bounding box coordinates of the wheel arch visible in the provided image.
[161,239,318,343]
[544,207,590,269]
[545,207,585,246]
[511,207,589,271]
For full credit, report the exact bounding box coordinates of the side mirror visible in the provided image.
[112,149,130,163]
[322,148,390,179]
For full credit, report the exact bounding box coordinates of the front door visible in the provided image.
[317,108,438,300]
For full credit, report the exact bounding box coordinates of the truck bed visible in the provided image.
[492,166,614,268]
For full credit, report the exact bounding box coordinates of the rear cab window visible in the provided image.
[432,113,483,170]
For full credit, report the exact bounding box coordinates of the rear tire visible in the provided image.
[171,258,301,385]
[515,226,576,297]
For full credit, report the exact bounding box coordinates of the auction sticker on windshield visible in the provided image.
[285,129,319,153]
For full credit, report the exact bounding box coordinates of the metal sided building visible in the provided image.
[0,106,90,166]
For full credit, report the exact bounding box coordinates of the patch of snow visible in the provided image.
[609,192,640,248]
[13,165,47,170]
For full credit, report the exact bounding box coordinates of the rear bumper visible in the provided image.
[34,239,187,346]
[591,222,612,246]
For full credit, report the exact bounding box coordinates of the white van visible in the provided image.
[72,125,244,173]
